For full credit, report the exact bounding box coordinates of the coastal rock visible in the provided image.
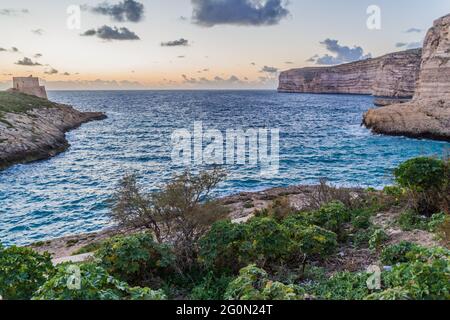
[0,102,106,170]
[278,49,422,103]
[363,14,450,141]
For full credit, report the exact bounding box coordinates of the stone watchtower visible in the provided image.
[11,76,48,99]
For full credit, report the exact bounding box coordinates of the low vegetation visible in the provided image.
[0,157,449,300]
[0,91,56,116]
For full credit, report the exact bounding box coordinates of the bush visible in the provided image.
[110,169,228,270]
[308,201,350,237]
[33,263,166,300]
[368,229,389,251]
[224,265,300,300]
[394,157,446,192]
[282,217,337,259]
[198,220,248,274]
[199,216,338,274]
[397,210,428,231]
[365,287,411,300]
[394,157,447,216]
[198,218,291,273]
[0,245,55,300]
[382,259,449,300]
[350,208,373,230]
[310,271,371,300]
[189,273,233,300]
[381,242,450,265]
[95,233,176,286]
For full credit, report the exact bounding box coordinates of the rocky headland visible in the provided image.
[363,14,450,141]
[0,92,106,170]
[278,48,422,105]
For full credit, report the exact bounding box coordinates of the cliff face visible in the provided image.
[278,49,422,101]
[0,93,106,170]
[363,14,450,141]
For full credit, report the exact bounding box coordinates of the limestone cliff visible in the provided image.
[363,14,450,141]
[278,49,422,103]
[0,92,106,170]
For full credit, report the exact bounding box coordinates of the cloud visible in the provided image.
[161,38,189,47]
[34,53,42,58]
[260,65,278,73]
[82,25,140,40]
[42,79,147,90]
[285,61,293,64]
[405,28,422,33]
[44,68,58,75]
[192,0,290,27]
[15,57,42,66]
[32,29,44,35]
[0,9,29,16]
[1,47,19,53]
[177,55,186,58]
[310,39,371,65]
[396,41,422,49]
[63,72,71,76]
[89,0,144,22]
[182,74,242,85]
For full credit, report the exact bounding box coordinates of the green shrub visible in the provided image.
[282,218,337,259]
[381,242,450,265]
[428,212,448,232]
[33,263,166,300]
[242,218,292,266]
[397,210,448,232]
[95,233,176,286]
[368,229,389,251]
[224,265,300,300]
[199,216,338,274]
[383,185,405,198]
[381,242,419,265]
[397,210,428,231]
[350,208,372,230]
[382,259,449,300]
[308,201,350,236]
[394,157,446,192]
[0,245,55,300]
[189,273,233,300]
[199,220,249,274]
[394,157,447,216]
[351,229,371,248]
[310,271,371,300]
[365,287,411,300]
[199,218,292,273]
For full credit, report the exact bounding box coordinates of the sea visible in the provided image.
[1,90,448,246]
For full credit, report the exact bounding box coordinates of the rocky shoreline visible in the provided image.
[363,14,450,141]
[0,94,106,170]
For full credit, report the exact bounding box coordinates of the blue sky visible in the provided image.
[0,0,449,89]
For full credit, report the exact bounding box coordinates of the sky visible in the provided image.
[0,0,449,90]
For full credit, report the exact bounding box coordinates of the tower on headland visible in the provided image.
[9,76,48,99]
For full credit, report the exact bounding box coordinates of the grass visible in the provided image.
[0,91,57,116]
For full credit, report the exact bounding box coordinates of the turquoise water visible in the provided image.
[0,90,448,246]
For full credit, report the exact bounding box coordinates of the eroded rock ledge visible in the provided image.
[0,98,106,170]
[363,14,450,141]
